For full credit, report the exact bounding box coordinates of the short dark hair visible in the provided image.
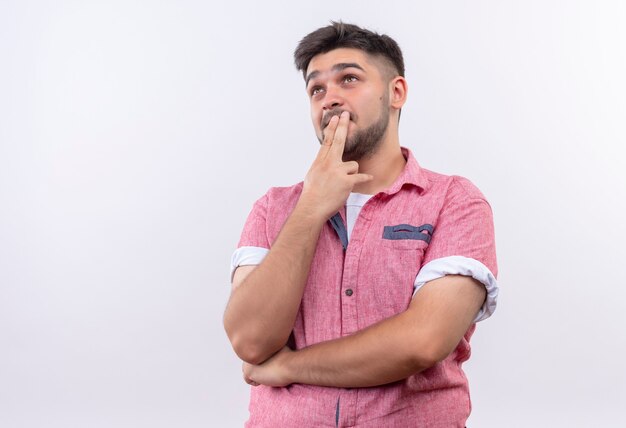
[294,21,405,81]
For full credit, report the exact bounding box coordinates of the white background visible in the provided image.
[1,1,625,427]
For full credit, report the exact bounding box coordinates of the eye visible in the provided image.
[342,75,358,83]
[310,86,324,97]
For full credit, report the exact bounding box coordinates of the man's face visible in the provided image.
[305,48,391,161]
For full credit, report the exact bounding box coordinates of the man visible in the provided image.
[224,22,498,427]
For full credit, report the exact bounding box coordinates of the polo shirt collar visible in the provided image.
[380,147,428,196]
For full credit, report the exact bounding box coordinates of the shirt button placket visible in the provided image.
[341,244,361,338]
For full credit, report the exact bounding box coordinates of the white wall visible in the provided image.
[1,1,624,427]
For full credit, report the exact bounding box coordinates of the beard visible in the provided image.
[319,92,390,162]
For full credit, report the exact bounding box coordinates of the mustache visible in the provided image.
[321,109,356,129]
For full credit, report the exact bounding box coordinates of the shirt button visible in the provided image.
[345,289,353,296]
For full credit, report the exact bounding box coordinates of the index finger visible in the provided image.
[328,111,350,159]
[315,114,340,161]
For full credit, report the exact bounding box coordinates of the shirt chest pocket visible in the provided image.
[381,223,433,250]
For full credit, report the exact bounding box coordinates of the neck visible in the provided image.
[352,134,406,195]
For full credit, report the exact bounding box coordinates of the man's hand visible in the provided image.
[300,111,373,221]
[243,346,294,387]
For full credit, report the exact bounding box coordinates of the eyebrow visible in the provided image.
[305,62,365,87]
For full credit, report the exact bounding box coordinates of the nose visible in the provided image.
[324,101,341,110]
[321,85,344,111]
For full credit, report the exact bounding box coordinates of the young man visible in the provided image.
[224,22,498,427]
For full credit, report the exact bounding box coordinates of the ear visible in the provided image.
[389,76,408,110]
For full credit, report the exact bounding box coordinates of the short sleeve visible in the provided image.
[414,178,499,321]
[229,194,272,282]
[237,194,271,249]
[422,179,497,275]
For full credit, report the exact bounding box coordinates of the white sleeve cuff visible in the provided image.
[413,256,499,322]
[230,246,269,282]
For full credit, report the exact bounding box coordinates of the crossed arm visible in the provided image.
[227,231,486,389]
[240,272,485,388]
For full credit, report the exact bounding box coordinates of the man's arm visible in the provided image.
[225,207,323,365]
[224,112,372,365]
[243,274,486,387]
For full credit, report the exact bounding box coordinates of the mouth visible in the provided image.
[321,109,354,129]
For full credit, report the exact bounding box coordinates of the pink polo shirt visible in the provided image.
[232,148,498,427]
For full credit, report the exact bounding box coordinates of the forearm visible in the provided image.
[285,310,432,388]
[224,200,325,364]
